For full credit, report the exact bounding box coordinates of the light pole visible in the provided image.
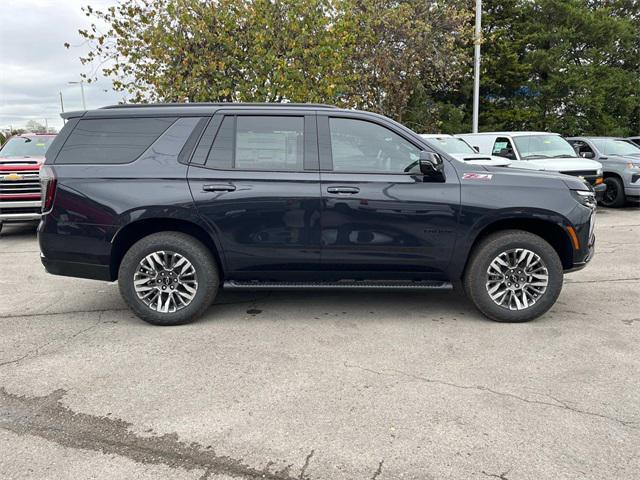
[472,0,482,133]
[68,80,86,110]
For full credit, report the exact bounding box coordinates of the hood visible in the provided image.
[523,157,602,172]
[482,164,591,191]
[450,153,512,167]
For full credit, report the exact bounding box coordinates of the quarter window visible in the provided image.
[329,118,420,173]
[56,117,176,164]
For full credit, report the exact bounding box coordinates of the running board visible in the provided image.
[223,280,453,290]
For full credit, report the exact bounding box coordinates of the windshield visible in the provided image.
[591,138,640,156]
[512,135,577,159]
[0,136,55,158]
[427,137,476,154]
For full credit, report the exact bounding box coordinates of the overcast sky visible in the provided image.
[0,0,122,131]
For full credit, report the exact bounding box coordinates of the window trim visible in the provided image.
[321,114,426,175]
[197,113,318,173]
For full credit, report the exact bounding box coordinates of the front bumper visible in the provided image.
[0,200,42,223]
[593,183,607,202]
[625,176,640,200]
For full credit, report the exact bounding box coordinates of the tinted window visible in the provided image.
[56,117,176,164]
[205,116,234,169]
[329,118,420,173]
[235,116,303,171]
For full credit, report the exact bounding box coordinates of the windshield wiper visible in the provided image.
[522,154,551,159]
[551,154,578,158]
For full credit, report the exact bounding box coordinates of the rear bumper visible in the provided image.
[40,254,112,282]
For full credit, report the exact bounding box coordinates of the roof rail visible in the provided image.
[100,102,337,110]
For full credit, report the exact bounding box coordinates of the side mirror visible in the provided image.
[581,151,595,159]
[419,151,445,179]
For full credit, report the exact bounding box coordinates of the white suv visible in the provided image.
[457,132,605,198]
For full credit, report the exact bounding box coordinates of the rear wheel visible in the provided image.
[601,176,625,208]
[118,232,219,325]
[463,230,563,322]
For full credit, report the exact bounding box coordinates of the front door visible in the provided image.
[317,114,460,279]
[188,112,321,279]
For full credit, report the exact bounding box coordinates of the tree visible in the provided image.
[24,120,47,133]
[451,0,640,135]
[73,0,470,129]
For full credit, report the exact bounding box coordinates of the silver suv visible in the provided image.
[567,137,640,207]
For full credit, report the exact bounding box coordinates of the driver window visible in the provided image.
[492,137,517,159]
[570,141,595,159]
[329,118,420,173]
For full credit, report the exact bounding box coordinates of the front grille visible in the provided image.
[0,168,41,200]
[560,170,599,186]
[0,207,41,215]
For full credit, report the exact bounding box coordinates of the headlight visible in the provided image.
[571,189,597,208]
[597,168,603,176]
[627,162,640,170]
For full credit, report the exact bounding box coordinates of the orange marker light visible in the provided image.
[595,177,603,185]
[566,226,580,250]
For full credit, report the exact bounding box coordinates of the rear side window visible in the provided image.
[55,117,176,164]
[204,116,304,171]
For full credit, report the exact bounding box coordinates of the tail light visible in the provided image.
[40,165,57,213]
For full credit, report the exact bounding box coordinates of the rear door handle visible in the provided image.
[203,184,236,192]
[327,186,360,195]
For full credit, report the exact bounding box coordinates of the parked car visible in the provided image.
[419,134,511,167]
[627,137,640,148]
[566,137,640,207]
[39,103,596,325]
[456,132,606,200]
[0,133,56,233]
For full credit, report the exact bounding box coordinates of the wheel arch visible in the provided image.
[461,218,575,276]
[109,218,224,281]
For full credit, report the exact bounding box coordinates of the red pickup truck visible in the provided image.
[0,133,56,233]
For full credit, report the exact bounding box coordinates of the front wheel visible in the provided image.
[463,230,563,322]
[118,232,219,325]
[600,176,625,208]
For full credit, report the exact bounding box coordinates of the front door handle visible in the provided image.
[203,184,236,192]
[327,186,360,195]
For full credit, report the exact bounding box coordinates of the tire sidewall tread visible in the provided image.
[118,232,219,326]
[464,229,563,323]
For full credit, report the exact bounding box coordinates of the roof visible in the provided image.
[62,102,342,120]
[458,131,560,137]
[567,136,626,140]
[419,134,456,138]
[100,102,338,110]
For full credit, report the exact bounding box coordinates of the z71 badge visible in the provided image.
[462,172,493,180]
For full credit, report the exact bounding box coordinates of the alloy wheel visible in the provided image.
[485,248,549,310]
[133,250,198,313]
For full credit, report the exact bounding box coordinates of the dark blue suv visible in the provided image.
[38,103,596,325]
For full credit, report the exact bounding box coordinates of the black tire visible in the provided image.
[463,230,563,323]
[118,232,219,326]
[601,176,625,208]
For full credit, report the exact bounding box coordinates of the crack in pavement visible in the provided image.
[0,388,313,480]
[565,277,640,284]
[481,469,511,480]
[0,315,111,368]
[343,363,638,428]
[0,307,129,320]
[370,459,384,480]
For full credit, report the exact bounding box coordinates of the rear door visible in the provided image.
[187,110,322,279]
[317,113,460,278]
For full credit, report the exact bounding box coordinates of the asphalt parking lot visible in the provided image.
[1,207,639,480]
